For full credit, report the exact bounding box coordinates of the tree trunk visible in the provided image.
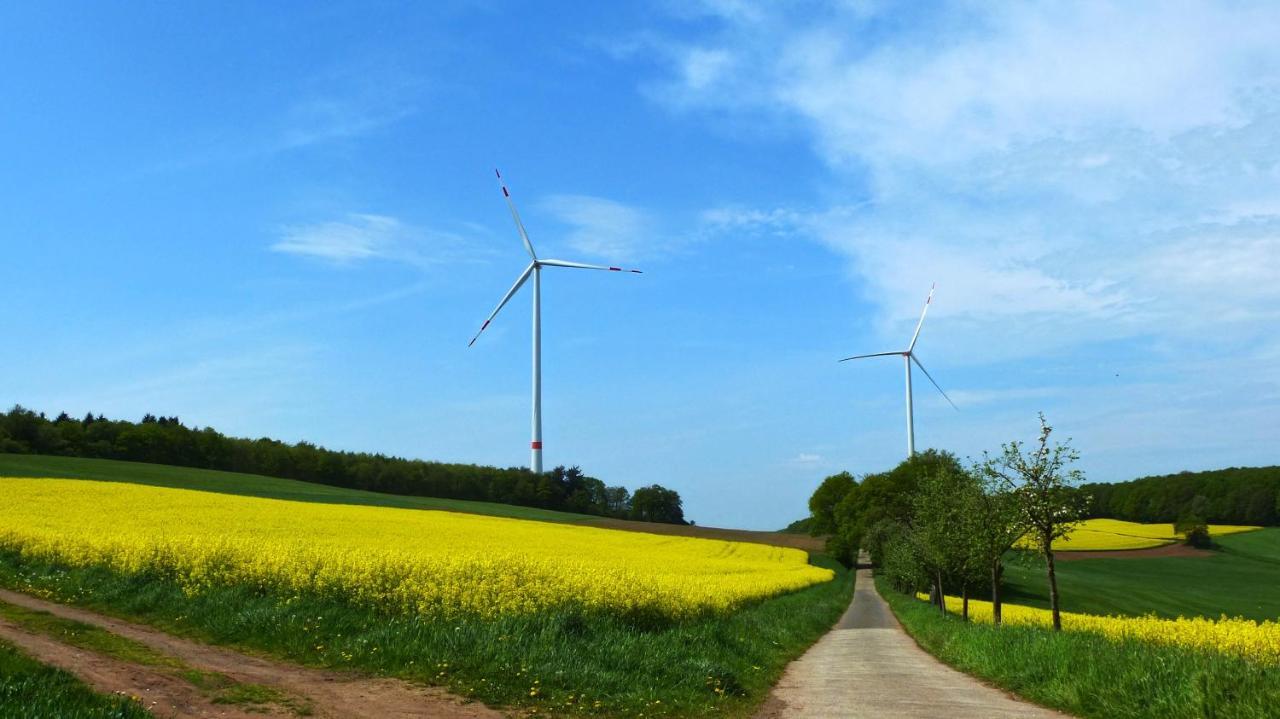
[962,585,969,621]
[936,570,946,615]
[991,559,1003,626]
[1045,543,1062,631]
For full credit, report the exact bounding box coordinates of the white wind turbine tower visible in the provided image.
[469,169,642,474]
[840,284,957,457]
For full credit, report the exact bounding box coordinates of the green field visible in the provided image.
[0,454,595,522]
[880,576,1279,719]
[1003,528,1280,621]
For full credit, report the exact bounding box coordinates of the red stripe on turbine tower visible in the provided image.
[531,441,543,449]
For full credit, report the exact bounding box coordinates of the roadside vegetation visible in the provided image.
[0,637,152,719]
[880,577,1280,719]
[802,413,1280,718]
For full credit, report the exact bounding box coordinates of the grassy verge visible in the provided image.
[0,551,852,718]
[0,637,153,719]
[0,599,311,715]
[1003,529,1280,621]
[877,576,1280,719]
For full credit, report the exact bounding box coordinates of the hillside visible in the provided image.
[1082,465,1280,525]
[0,406,685,524]
[0,454,820,551]
[1003,528,1280,622]
[0,454,601,523]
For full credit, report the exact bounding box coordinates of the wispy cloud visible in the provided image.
[540,194,655,259]
[271,214,473,268]
[642,2,1280,355]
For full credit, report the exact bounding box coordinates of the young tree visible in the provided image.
[964,466,1027,625]
[981,413,1086,631]
[911,465,973,615]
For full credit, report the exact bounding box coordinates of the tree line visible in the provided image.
[1081,466,1280,526]
[808,415,1087,629]
[0,405,686,525]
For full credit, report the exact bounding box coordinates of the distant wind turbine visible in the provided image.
[840,284,957,457]
[469,169,642,474]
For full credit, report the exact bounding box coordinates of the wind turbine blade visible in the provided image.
[468,262,535,347]
[495,169,537,260]
[538,258,643,273]
[907,283,936,352]
[910,354,958,410]
[839,351,903,362]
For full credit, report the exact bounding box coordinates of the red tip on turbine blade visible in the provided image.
[495,168,502,178]
[531,441,543,450]
[630,269,643,273]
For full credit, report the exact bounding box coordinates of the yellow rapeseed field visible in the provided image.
[1016,518,1260,551]
[0,478,832,621]
[926,594,1280,664]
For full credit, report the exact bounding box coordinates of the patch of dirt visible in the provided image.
[1056,543,1214,561]
[584,519,825,552]
[0,616,274,718]
[0,588,505,719]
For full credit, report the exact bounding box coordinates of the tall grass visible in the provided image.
[879,577,1280,719]
[0,551,853,717]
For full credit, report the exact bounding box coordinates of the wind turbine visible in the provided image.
[468,169,642,474]
[840,284,957,457]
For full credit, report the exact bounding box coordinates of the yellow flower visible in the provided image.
[0,478,833,620]
[919,593,1280,664]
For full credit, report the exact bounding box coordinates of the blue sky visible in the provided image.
[3,2,1279,530]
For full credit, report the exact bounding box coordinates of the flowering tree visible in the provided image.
[962,470,1026,625]
[979,413,1087,631]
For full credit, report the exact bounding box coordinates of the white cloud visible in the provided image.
[540,194,654,259]
[271,214,471,268]
[645,2,1280,354]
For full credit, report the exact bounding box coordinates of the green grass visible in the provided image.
[1002,529,1280,621]
[0,551,853,718]
[181,671,312,715]
[0,454,595,523]
[0,638,153,718]
[879,576,1280,719]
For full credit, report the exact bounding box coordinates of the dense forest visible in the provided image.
[1081,466,1280,526]
[0,405,686,524]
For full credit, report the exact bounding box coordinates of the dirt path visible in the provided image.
[755,567,1070,719]
[1056,543,1212,560]
[0,588,503,719]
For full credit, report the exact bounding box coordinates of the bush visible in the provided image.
[1175,518,1212,548]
